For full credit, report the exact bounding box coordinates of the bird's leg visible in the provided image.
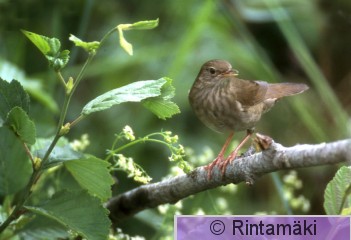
[204,132,234,179]
[220,129,254,176]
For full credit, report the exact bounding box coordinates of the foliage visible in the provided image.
[0,19,181,240]
[21,30,70,71]
[0,0,350,239]
[324,166,351,215]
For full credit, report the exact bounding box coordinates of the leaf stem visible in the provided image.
[99,27,117,49]
[70,114,86,128]
[56,70,67,87]
[41,52,96,168]
[0,42,97,235]
[0,25,124,235]
[22,142,35,170]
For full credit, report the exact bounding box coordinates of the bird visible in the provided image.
[189,59,309,179]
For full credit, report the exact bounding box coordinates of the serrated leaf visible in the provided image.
[22,30,70,70]
[0,78,30,126]
[69,34,100,53]
[152,77,175,100]
[0,127,32,195]
[45,49,70,71]
[324,166,351,214]
[82,78,166,115]
[142,77,180,119]
[142,99,180,120]
[64,157,114,202]
[33,138,84,169]
[6,106,36,145]
[55,49,70,70]
[0,59,58,112]
[25,190,110,240]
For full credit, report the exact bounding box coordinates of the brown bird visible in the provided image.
[189,59,309,179]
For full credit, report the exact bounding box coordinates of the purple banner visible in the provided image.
[175,216,350,240]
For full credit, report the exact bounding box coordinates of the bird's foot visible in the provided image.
[204,155,225,180]
[219,151,238,176]
[219,130,253,177]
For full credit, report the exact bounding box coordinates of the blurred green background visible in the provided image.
[1,0,350,238]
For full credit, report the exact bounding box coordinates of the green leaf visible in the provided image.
[50,49,70,71]
[22,30,70,70]
[118,18,159,31]
[129,18,159,30]
[6,106,36,145]
[116,18,159,55]
[33,138,84,169]
[81,78,166,115]
[0,59,58,112]
[25,190,110,240]
[64,157,114,202]
[341,207,351,215]
[142,77,180,119]
[69,34,100,53]
[0,78,30,124]
[55,167,84,192]
[117,28,133,55]
[324,166,351,214]
[142,99,180,120]
[16,215,69,240]
[0,127,32,195]
[21,30,54,56]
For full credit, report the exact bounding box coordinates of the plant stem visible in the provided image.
[0,162,42,233]
[0,27,118,234]
[106,139,172,164]
[0,51,96,235]
[111,138,166,155]
[99,27,117,49]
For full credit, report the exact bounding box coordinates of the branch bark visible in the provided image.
[106,137,351,223]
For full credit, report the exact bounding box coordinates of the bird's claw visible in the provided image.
[204,156,224,180]
[204,152,239,180]
[219,151,238,177]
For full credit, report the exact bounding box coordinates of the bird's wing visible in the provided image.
[227,78,268,107]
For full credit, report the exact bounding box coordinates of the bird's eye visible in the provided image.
[208,67,216,75]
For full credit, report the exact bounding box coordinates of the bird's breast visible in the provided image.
[189,84,264,133]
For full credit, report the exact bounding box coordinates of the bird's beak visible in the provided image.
[221,69,239,77]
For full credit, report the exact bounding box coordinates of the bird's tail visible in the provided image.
[266,82,309,99]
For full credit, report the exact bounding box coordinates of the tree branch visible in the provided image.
[106,136,351,223]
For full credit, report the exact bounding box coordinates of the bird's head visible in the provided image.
[198,59,239,83]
